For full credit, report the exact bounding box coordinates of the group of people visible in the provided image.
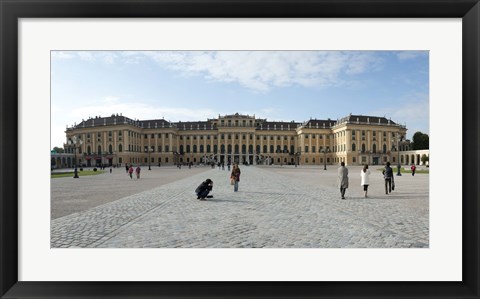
[338,161,418,199]
[125,164,141,179]
[194,164,241,200]
[196,161,417,201]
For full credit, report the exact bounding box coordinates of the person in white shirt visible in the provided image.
[360,164,371,198]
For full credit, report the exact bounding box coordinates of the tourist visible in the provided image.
[135,165,141,179]
[230,164,241,192]
[125,164,129,173]
[383,162,394,194]
[360,164,371,198]
[337,161,349,199]
[411,163,416,176]
[195,178,213,200]
[128,165,134,179]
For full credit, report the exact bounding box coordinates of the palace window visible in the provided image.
[312,146,316,153]
[207,145,211,153]
[165,145,169,152]
[305,146,309,153]
[270,145,274,153]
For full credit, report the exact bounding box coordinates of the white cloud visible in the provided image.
[396,51,428,60]
[140,51,384,92]
[51,51,385,92]
[68,96,217,124]
[51,51,75,60]
[371,92,429,138]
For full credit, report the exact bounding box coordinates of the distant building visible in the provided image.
[61,113,426,167]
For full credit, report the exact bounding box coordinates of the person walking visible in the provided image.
[337,161,349,199]
[125,164,129,174]
[411,163,416,176]
[128,165,134,179]
[230,164,241,192]
[195,178,213,200]
[360,164,371,198]
[135,166,141,179]
[383,162,394,194]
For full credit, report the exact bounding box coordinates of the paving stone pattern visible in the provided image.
[51,166,429,248]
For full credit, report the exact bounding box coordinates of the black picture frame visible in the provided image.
[1,1,479,298]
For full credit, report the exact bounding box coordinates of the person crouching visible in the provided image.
[195,179,213,200]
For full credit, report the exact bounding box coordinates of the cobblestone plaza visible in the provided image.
[51,165,429,248]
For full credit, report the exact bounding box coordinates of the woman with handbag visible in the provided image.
[230,164,241,192]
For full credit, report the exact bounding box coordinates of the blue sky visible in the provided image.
[51,51,429,149]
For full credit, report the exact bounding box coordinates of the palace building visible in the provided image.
[60,113,412,168]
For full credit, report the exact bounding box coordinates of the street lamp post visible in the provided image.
[396,134,403,176]
[145,147,152,170]
[321,148,330,170]
[67,136,83,178]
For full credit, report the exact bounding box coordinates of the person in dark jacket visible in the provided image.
[383,162,394,194]
[195,179,213,200]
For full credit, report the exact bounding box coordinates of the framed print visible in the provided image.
[1,0,479,298]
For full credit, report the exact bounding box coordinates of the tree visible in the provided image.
[412,132,429,150]
[52,146,64,153]
[421,154,429,165]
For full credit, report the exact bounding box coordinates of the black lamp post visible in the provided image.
[397,134,403,176]
[68,136,83,178]
[146,147,152,170]
[321,148,330,170]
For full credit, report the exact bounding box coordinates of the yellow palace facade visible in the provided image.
[63,113,408,167]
